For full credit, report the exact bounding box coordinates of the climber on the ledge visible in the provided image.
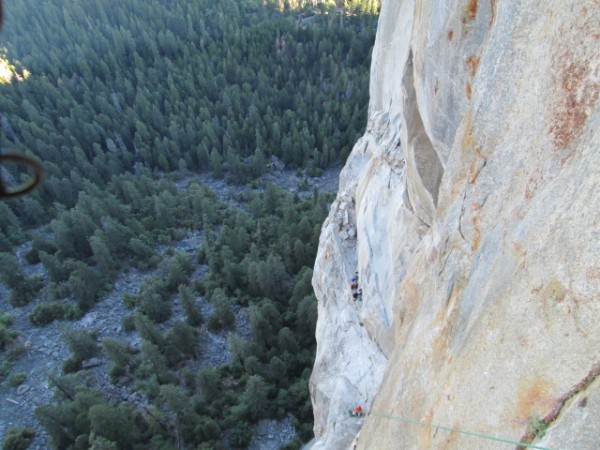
[350,404,364,417]
[352,289,363,302]
[350,271,359,292]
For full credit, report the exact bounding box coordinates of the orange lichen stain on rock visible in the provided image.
[460,111,475,156]
[512,242,524,255]
[467,146,485,183]
[446,281,462,311]
[416,409,435,449]
[324,243,332,260]
[448,30,454,41]
[465,80,472,100]
[463,0,478,23]
[433,318,459,378]
[399,274,423,327]
[438,423,461,450]
[471,214,481,251]
[517,333,530,350]
[542,277,567,303]
[469,158,479,184]
[516,377,555,421]
[569,295,591,336]
[431,295,459,371]
[513,241,527,267]
[524,172,539,200]
[466,55,480,77]
[523,166,542,201]
[586,266,600,280]
[548,54,600,154]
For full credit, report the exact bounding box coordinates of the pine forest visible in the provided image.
[0,1,379,449]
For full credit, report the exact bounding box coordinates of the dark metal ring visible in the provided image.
[0,152,45,199]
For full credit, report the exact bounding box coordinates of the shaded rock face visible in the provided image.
[310,0,600,449]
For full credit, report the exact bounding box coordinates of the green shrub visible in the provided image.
[23,247,40,265]
[108,364,126,383]
[7,372,27,387]
[0,312,14,327]
[134,363,153,380]
[62,357,81,374]
[29,302,66,326]
[280,438,302,450]
[297,179,310,191]
[121,315,135,332]
[5,343,27,362]
[196,443,217,450]
[62,303,84,320]
[198,416,221,441]
[529,415,548,439]
[8,278,43,307]
[181,367,196,391]
[297,421,314,442]
[0,361,10,383]
[31,237,58,255]
[0,324,18,351]
[62,329,99,363]
[229,422,252,448]
[122,293,136,309]
[139,295,171,323]
[46,282,70,300]
[74,434,92,450]
[2,427,35,450]
[138,279,172,323]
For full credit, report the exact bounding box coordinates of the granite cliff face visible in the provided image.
[310,1,600,449]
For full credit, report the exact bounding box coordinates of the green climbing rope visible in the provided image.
[368,411,553,450]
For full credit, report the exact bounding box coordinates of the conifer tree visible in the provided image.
[62,329,99,363]
[68,263,106,311]
[0,252,27,290]
[140,340,168,384]
[165,320,198,362]
[242,375,269,420]
[89,233,118,272]
[38,251,70,283]
[134,313,165,348]
[102,337,136,371]
[88,403,139,449]
[196,367,220,401]
[178,284,203,326]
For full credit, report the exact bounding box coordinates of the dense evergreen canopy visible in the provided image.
[1,0,376,207]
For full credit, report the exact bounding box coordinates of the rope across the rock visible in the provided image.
[366,411,553,450]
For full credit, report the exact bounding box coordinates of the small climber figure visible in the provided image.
[350,271,359,291]
[350,272,362,302]
[350,405,364,417]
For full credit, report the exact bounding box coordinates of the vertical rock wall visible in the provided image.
[311,0,600,449]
